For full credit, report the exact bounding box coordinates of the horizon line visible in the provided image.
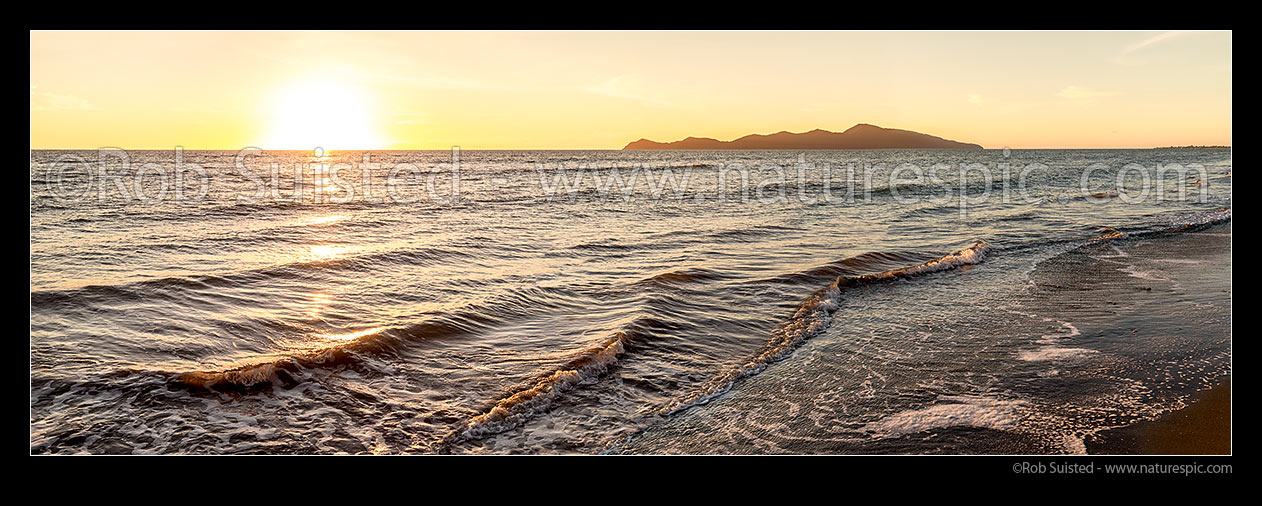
[27,145,1233,151]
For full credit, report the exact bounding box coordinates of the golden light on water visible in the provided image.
[303,215,347,226]
[315,326,387,341]
[307,292,333,319]
[302,244,353,263]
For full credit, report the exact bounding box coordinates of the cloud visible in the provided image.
[585,75,673,107]
[1116,31,1189,65]
[1056,85,1122,103]
[250,51,494,93]
[30,85,96,111]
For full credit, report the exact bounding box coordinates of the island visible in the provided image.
[623,124,983,150]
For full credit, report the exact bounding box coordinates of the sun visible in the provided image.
[261,78,386,150]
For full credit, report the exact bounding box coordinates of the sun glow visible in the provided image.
[261,78,385,150]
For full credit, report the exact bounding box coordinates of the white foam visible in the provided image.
[885,241,991,278]
[863,395,1023,437]
[1035,321,1081,345]
[1018,347,1097,362]
[1119,264,1169,281]
[1061,434,1087,455]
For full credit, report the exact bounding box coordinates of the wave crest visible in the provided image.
[170,328,394,392]
[660,240,991,416]
[443,328,635,445]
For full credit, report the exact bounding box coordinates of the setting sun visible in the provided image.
[30,30,1232,460]
[261,78,384,150]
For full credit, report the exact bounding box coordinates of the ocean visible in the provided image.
[29,148,1232,454]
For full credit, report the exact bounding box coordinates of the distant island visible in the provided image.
[623,124,983,150]
[1152,145,1231,149]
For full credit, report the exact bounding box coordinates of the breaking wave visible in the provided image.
[659,240,992,415]
[443,328,632,445]
[170,327,396,392]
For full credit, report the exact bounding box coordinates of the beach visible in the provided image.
[1087,379,1231,455]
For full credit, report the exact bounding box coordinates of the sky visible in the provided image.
[30,31,1232,150]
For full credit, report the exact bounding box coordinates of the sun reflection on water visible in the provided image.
[307,292,332,319]
[302,244,353,262]
[314,326,386,341]
[303,215,346,226]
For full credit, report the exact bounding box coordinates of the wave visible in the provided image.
[1090,227,1126,242]
[1082,208,1231,247]
[633,267,730,288]
[440,314,684,446]
[1137,208,1231,236]
[170,327,396,392]
[860,178,1017,199]
[764,250,933,286]
[167,285,588,394]
[701,224,800,242]
[30,245,462,308]
[658,240,992,416]
[443,329,630,445]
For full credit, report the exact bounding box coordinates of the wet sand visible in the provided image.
[1086,379,1231,455]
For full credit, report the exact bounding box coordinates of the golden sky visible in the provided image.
[30,31,1231,150]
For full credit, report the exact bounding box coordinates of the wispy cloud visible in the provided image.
[30,85,96,111]
[1116,31,1189,65]
[327,62,494,92]
[1056,85,1122,103]
[586,75,673,108]
[249,50,493,93]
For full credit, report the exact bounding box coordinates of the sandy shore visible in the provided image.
[1086,379,1231,455]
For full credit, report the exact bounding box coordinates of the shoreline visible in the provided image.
[1085,379,1231,455]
